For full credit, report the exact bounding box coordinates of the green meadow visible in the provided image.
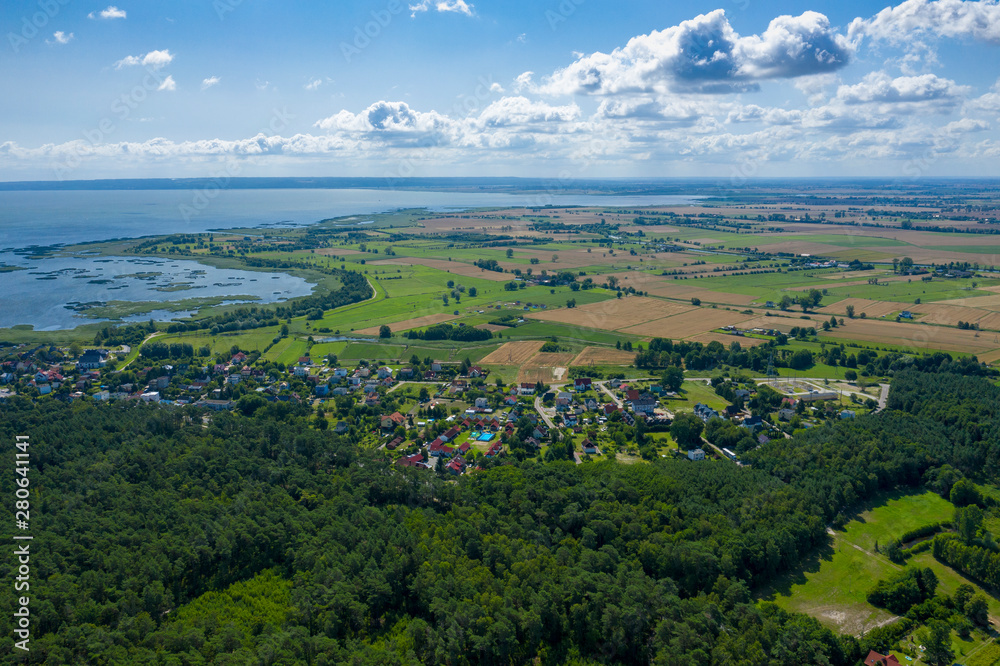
[762,489,1000,641]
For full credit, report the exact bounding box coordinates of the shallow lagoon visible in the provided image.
[0,254,312,330]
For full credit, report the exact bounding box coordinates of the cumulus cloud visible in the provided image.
[305,78,323,91]
[476,96,580,127]
[201,76,221,90]
[115,49,174,71]
[850,0,1000,44]
[0,134,355,164]
[157,75,176,92]
[408,0,474,18]
[596,98,703,125]
[89,5,126,19]
[46,31,74,45]
[944,117,990,133]
[312,97,591,153]
[315,101,458,147]
[835,72,969,109]
[531,10,852,95]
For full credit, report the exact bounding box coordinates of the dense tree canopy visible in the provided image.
[1,365,998,663]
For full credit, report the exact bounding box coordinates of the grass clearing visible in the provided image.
[666,380,731,413]
[760,489,1000,637]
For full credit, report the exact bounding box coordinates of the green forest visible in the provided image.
[1,367,998,664]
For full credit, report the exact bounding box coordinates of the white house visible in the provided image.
[687,449,706,461]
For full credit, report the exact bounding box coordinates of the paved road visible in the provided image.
[595,381,622,407]
[116,332,162,372]
[533,392,559,429]
[875,383,891,412]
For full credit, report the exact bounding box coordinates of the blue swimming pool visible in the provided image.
[478,433,494,442]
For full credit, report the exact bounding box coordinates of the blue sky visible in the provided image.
[2,0,1000,180]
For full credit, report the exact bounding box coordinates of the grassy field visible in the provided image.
[15,201,1000,377]
[824,277,996,304]
[761,489,1000,640]
[666,380,731,413]
[271,339,309,365]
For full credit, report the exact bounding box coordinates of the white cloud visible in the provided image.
[477,97,580,127]
[89,5,126,19]
[157,75,176,91]
[305,78,323,91]
[46,31,74,45]
[312,97,591,153]
[115,49,175,71]
[795,73,840,105]
[596,98,704,125]
[201,76,221,90]
[0,134,355,164]
[835,72,969,109]
[531,10,853,96]
[489,82,504,94]
[944,117,990,133]
[408,0,474,18]
[315,100,457,147]
[850,0,1000,44]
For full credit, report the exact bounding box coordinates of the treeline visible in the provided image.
[0,397,866,664]
[404,323,493,342]
[636,335,988,377]
[635,337,777,372]
[6,367,1000,663]
[141,341,198,360]
[934,534,1000,590]
[867,568,938,615]
[94,321,154,347]
[158,267,372,335]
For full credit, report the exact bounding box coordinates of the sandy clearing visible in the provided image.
[936,294,1000,310]
[819,298,901,319]
[525,297,695,331]
[821,319,1000,354]
[618,308,756,338]
[908,302,990,327]
[571,347,637,366]
[648,285,758,305]
[480,340,545,365]
[354,313,458,336]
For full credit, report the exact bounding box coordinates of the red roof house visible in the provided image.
[864,651,901,666]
